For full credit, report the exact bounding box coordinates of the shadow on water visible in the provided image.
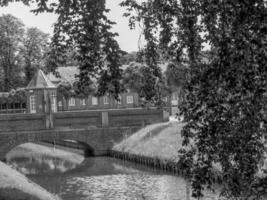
[40,139,95,157]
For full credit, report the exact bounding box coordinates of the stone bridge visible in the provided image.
[0,127,137,161]
[0,108,169,160]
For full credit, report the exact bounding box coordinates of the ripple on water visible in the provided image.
[8,154,220,200]
[63,174,218,200]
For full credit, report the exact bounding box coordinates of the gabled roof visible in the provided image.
[27,69,56,89]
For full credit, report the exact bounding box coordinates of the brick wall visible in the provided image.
[0,113,45,131]
[54,110,101,128]
[0,108,166,132]
[108,109,164,127]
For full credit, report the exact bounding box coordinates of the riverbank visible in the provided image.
[112,120,267,176]
[1,143,85,200]
[0,161,60,200]
[113,121,183,162]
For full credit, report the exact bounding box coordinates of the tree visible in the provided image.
[121,0,267,199]
[0,14,25,91]
[165,63,186,91]
[57,82,74,111]
[120,51,137,65]
[165,62,187,112]
[1,0,123,98]
[21,27,49,84]
[123,62,169,107]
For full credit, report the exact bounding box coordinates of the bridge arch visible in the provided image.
[40,139,95,156]
[0,127,134,161]
[0,131,98,160]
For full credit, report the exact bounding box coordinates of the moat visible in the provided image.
[7,146,219,200]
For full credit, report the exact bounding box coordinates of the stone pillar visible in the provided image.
[101,111,109,127]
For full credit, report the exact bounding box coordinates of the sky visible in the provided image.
[0,0,141,53]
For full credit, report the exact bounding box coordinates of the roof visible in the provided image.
[57,66,79,84]
[47,66,79,85]
[47,64,168,86]
[27,69,56,89]
[122,62,168,72]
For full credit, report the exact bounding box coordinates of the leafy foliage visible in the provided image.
[165,62,186,91]
[0,0,123,98]
[21,27,49,83]
[0,88,26,104]
[123,62,169,107]
[122,0,267,199]
[119,51,137,65]
[0,14,25,91]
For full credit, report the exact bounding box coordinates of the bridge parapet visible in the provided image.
[0,108,168,132]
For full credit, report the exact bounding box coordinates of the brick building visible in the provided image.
[24,66,181,115]
[26,69,57,114]
[24,67,141,112]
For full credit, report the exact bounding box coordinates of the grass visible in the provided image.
[113,121,185,162]
[1,143,84,200]
[0,161,60,200]
[113,121,267,177]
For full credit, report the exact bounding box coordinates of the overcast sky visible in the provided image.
[0,1,140,53]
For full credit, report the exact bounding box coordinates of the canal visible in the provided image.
[7,145,219,200]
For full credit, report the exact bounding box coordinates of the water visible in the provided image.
[7,149,219,200]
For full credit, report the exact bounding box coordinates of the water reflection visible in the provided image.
[8,156,82,175]
[8,153,219,200]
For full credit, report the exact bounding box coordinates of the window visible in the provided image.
[69,98,75,106]
[51,94,57,113]
[104,96,109,105]
[92,96,98,105]
[81,99,86,106]
[127,95,133,104]
[30,95,36,113]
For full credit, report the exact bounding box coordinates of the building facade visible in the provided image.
[24,67,181,115]
[57,92,140,112]
[26,69,57,114]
